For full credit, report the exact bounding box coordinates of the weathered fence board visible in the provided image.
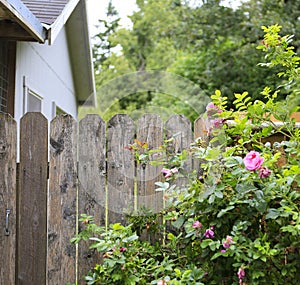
[107,114,135,224]
[166,114,193,185]
[194,115,210,141]
[166,114,193,153]
[48,115,77,285]
[17,113,48,285]
[3,112,293,285]
[0,113,17,285]
[78,115,106,283]
[137,114,164,213]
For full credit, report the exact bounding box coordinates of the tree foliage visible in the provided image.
[84,0,300,121]
[92,0,120,73]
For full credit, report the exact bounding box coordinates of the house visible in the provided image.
[0,0,96,122]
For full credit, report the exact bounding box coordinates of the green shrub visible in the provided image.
[72,25,300,285]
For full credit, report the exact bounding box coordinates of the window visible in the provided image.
[27,90,42,112]
[0,41,16,116]
[51,101,67,119]
[23,76,43,114]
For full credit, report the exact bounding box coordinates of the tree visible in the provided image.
[92,0,120,73]
[168,0,300,108]
[88,0,300,122]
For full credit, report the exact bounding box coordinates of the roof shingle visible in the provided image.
[22,0,68,25]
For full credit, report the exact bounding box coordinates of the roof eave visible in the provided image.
[0,0,46,42]
[65,0,96,107]
[46,0,80,45]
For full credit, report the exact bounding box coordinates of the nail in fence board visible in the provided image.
[48,115,77,284]
[18,113,48,284]
[0,114,17,285]
[78,115,106,283]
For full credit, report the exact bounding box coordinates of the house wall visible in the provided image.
[14,26,78,123]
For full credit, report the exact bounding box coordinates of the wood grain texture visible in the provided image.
[165,114,193,188]
[107,114,135,224]
[48,115,77,285]
[136,114,163,213]
[0,113,17,285]
[17,113,48,285]
[194,115,211,142]
[78,115,106,283]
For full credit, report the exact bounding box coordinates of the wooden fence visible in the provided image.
[0,112,210,285]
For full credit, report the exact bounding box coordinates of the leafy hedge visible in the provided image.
[72,25,300,285]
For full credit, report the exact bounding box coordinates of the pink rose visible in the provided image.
[243,151,264,171]
[203,229,214,238]
[237,267,245,284]
[259,166,271,178]
[223,235,234,249]
[212,118,225,128]
[192,220,202,229]
[206,102,219,111]
[206,102,222,118]
[161,167,178,178]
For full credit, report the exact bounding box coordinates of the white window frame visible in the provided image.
[23,76,43,114]
[51,101,67,119]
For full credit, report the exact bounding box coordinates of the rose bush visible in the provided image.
[72,25,300,285]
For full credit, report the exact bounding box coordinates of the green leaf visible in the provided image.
[211,250,227,260]
[182,270,192,281]
[172,216,185,229]
[112,223,125,231]
[174,268,181,277]
[200,239,213,249]
[265,208,280,219]
[123,234,139,243]
[217,206,235,218]
[215,190,223,199]
[223,156,242,167]
[208,194,215,204]
[155,182,170,191]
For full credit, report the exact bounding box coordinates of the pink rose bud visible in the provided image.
[237,267,245,280]
[206,102,222,118]
[223,235,234,249]
[259,166,271,178]
[161,167,178,178]
[192,220,202,229]
[206,102,219,111]
[171,167,178,174]
[204,229,214,238]
[212,118,224,128]
[161,168,172,178]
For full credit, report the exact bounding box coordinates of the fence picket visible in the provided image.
[136,114,164,213]
[107,114,135,224]
[194,115,211,142]
[78,115,106,283]
[165,114,193,185]
[18,113,48,284]
[48,115,77,285]
[0,114,17,285]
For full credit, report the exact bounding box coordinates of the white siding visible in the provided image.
[14,26,78,123]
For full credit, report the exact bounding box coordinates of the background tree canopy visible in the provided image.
[80,0,300,121]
